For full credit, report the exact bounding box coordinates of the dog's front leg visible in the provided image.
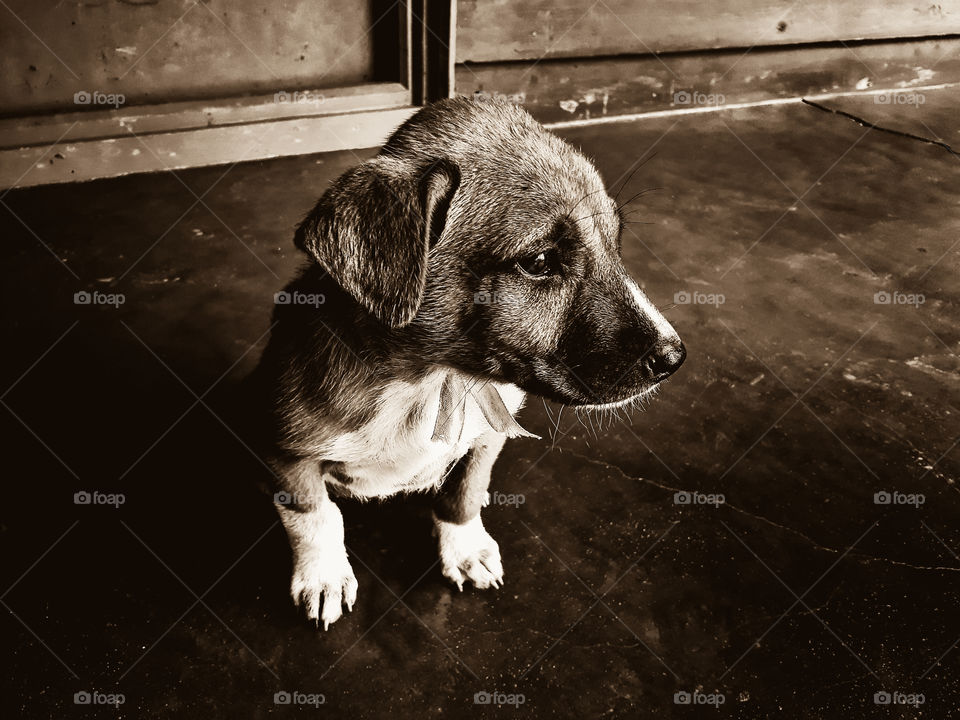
[433,432,507,590]
[273,459,358,629]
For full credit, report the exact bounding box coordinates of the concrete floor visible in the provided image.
[2,89,959,718]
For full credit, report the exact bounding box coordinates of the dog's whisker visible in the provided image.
[612,152,658,206]
[551,403,563,449]
[571,209,616,226]
[541,397,559,447]
[573,407,589,434]
[563,187,611,224]
[616,186,665,212]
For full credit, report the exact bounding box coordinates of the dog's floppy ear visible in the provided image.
[295,156,460,328]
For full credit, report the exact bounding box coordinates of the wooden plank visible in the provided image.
[0,83,410,150]
[448,0,459,98]
[0,107,417,190]
[455,37,960,123]
[456,0,960,63]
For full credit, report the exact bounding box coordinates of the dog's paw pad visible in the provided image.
[434,514,504,591]
[291,557,358,630]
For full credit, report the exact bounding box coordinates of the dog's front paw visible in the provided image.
[433,514,504,591]
[290,551,358,630]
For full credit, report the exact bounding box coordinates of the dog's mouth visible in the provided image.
[513,362,663,409]
[571,383,661,410]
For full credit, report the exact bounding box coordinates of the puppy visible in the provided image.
[251,97,685,629]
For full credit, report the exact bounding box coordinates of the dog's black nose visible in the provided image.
[644,339,686,380]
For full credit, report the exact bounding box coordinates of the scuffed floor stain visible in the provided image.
[905,354,960,384]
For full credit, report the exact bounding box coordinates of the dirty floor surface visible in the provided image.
[2,89,959,718]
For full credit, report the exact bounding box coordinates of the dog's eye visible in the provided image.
[516,250,557,278]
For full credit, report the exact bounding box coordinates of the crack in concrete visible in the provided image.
[552,446,960,574]
[802,98,960,159]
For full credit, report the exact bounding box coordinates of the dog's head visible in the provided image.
[295,98,684,407]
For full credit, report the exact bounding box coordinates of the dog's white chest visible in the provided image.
[323,372,525,498]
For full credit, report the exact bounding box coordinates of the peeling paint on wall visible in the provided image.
[896,67,937,87]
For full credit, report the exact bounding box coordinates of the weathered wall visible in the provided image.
[0,0,375,116]
[457,0,960,62]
